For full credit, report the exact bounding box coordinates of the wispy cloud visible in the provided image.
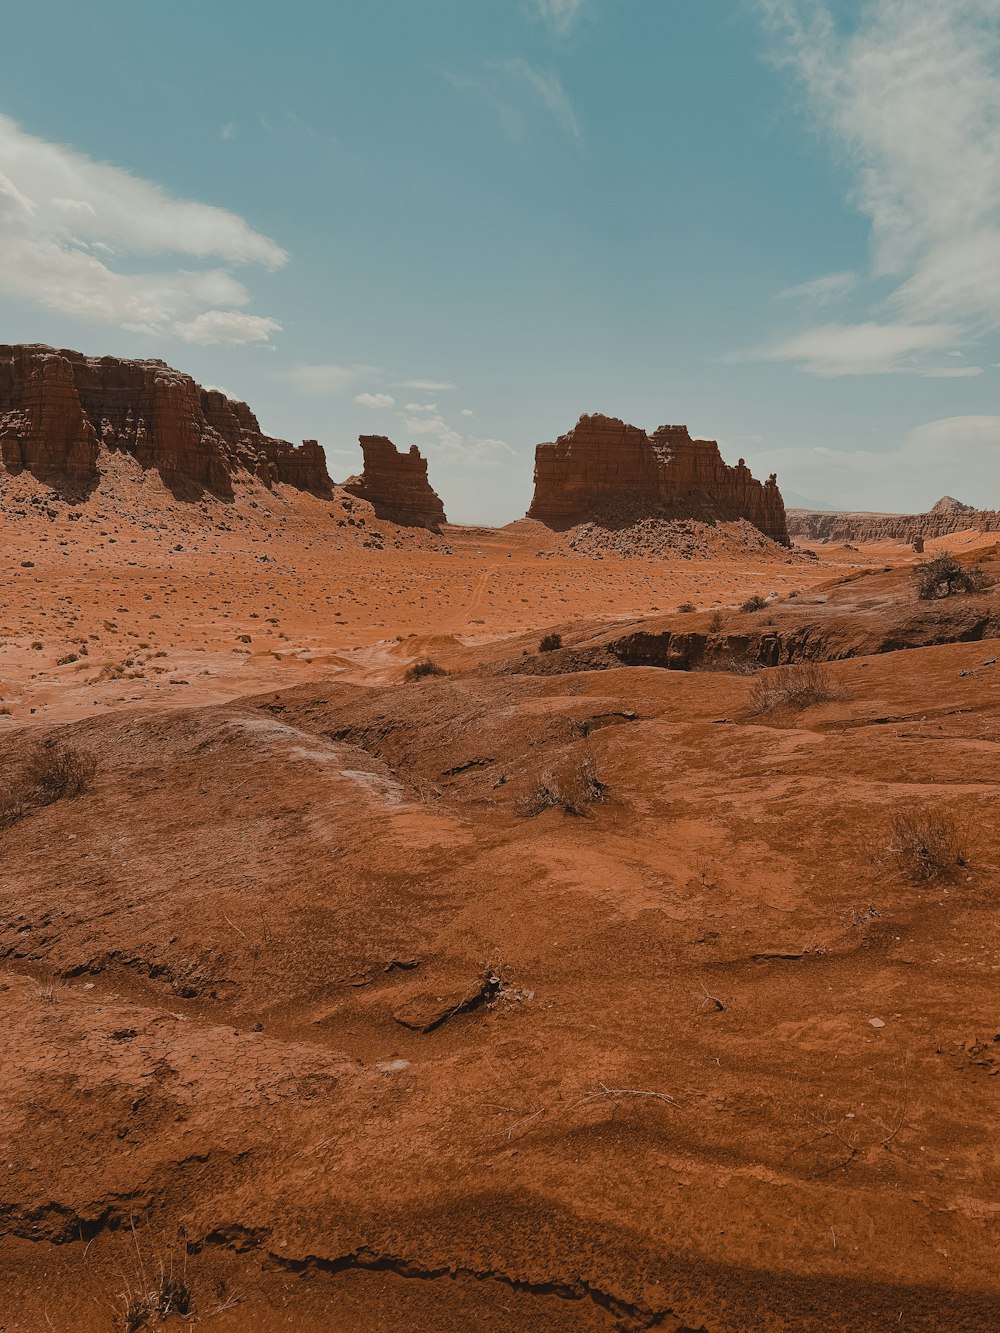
[0,113,286,344]
[748,414,1000,511]
[531,0,586,37]
[354,391,395,409]
[286,364,379,395]
[775,270,857,304]
[443,59,582,145]
[394,378,456,391]
[744,320,981,377]
[396,405,514,468]
[752,1,1000,374]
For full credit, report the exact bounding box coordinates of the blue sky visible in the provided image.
[4,0,1000,521]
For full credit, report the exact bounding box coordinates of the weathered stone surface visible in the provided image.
[527,414,789,545]
[787,497,1000,545]
[342,436,446,529]
[0,344,332,496]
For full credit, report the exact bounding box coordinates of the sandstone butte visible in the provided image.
[788,494,1000,545]
[526,412,790,545]
[0,343,332,499]
[342,435,447,529]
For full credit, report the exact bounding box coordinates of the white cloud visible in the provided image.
[403,401,438,412]
[459,408,474,417]
[221,122,239,142]
[751,320,976,376]
[756,2,1000,373]
[394,378,456,391]
[498,59,582,143]
[444,60,581,145]
[396,407,514,468]
[532,0,586,36]
[749,415,1000,512]
[354,391,395,409]
[775,270,857,304]
[287,364,380,395]
[176,310,281,345]
[0,114,286,343]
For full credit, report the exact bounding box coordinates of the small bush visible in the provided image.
[0,740,95,828]
[741,594,767,613]
[404,659,447,682]
[516,753,607,818]
[888,809,968,884]
[677,602,696,613]
[539,633,562,652]
[914,554,986,600]
[708,611,724,633]
[749,663,844,714]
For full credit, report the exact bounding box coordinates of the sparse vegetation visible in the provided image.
[539,633,563,652]
[889,809,969,884]
[708,610,724,633]
[516,752,607,817]
[913,554,986,600]
[404,658,447,682]
[741,594,767,612]
[749,663,844,714]
[0,739,96,828]
[677,602,696,613]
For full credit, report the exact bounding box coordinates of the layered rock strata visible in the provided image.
[527,414,788,545]
[0,344,332,496]
[787,497,1000,544]
[342,435,446,529]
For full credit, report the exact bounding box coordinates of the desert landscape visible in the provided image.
[1,346,1000,1332]
[6,3,1000,1329]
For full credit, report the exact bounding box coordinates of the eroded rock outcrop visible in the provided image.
[527,414,789,545]
[0,344,332,496]
[342,436,446,529]
[787,497,1000,545]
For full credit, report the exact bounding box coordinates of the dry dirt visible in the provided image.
[2,466,1000,1331]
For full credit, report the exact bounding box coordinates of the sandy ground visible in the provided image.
[2,466,1000,1331]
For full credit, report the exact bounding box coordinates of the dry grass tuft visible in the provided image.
[404,658,447,682]
[516,753,608,818]
[0,740,96,828]
[749,663,844,714]
[888,809,969,885]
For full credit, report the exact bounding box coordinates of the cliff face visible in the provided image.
[0,344,332,496]
[787,498,1000,544]
[527,414,789,545]
[342,436,446,529]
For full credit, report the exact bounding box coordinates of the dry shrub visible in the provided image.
[404,658,447,682]
[749,663,844,714]
[0,740,95,828]
[708,611,724,632]
[889,809,969,884]
[516,752,608,818]
[741,594,767,612]
[539,633,563,652]
[914,554,987,600]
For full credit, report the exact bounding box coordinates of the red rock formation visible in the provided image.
[527,413,789,545]
[342,436,446,529]
[787,497,1000,545]
[0,344,332,496]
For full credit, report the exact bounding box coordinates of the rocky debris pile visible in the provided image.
[0,344,332,497]
[342,435,446,530]
[527,413,789,545]
[564,515,795,561]
[788,497,1000,544]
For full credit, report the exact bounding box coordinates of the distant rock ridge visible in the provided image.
[526,413,789,545]
[0,344,332,497]
[342,435,446,530]
[787,497,1000,544]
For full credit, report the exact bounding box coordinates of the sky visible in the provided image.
[4,0,1000,521]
